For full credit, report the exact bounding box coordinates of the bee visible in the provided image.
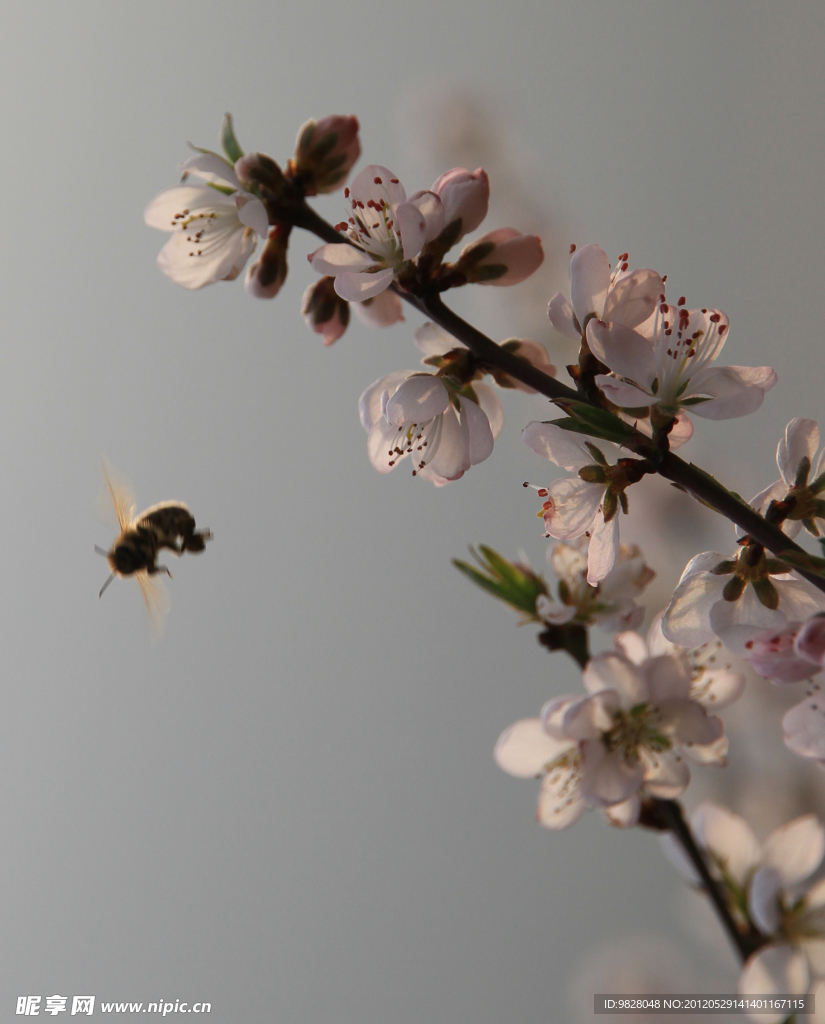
[96,460,212,630]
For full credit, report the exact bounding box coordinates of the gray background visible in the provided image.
[1,1,824,1021]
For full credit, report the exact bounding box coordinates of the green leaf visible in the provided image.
[553,400,634,444]
[220,113,244,164]
[453,546,547,618]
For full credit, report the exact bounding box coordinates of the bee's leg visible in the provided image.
[149,564,173,579]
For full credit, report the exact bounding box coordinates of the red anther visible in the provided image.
[569,243,577,253]
[745,640,754,649]
[621,262,629,271]
[523,481,529,487]
[390,178,399,183]
[374,176,383,184]
[718,324,728,335]
[619,252,628,261]
[678,296,686,306]
[710,312,721,323]
[688,349,696,357]
[344,188,350,198]
[659,293,666,301]
[334,222,348,232]
[660,303,668,313]
[701,307,708,314]
[537,488,548,497]
[662,274,668,282]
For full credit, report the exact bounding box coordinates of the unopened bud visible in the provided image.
[351,288,405,328]
[301,276,350,346]
[290,115,361,195]
[455,228,544,286]
[245,223,291,299]
[235,152,288,200]
[431,167,490,242]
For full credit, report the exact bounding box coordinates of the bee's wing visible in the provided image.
[98,457,137,531]
[136,570,171,636]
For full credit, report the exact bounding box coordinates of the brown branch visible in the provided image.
[293,202,825,596]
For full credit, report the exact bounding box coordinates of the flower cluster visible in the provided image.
[661,803,825,1023]
[495,630,733,830]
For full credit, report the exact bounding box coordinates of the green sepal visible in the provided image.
[710,560,737,575]
[578,465,606,484]
[220,113,244,164]
[722,575,746,601]
[602,489,618,522]
[764,558,793,574]
[794,456,812,489]
[753,577,780,610]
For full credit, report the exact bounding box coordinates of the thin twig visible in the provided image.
[293,203,825,595]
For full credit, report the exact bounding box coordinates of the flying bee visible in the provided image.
[96,459,212,631]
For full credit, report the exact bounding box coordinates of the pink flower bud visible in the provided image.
[290,115,361,195]
[457,228,544,286]
[245,223,291,299]
[301,276,350,346]
[431,167,490,240]
[744,621,823,684]
[351,288,405,328]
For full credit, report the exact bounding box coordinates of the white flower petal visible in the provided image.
[536,760,586,829]
[352,288,405,327]
[783,696,825,763]
[603,794,641,828]
[644,654,693,703]
[310,243,375,275]
[472,383,504,439]
[749,866,783,935]
[569,244,611,324]
[543,478,603,540]
[583,653,647,704]
[394,199,428,260]
[334,267,395,301]
[587,319,657,389]
[738,945,809,1014]
[536,595,577,625]
[778,418,820,487]
[520,421,592,472]
[156,220,254,290]
[658,700,723,747]
[144,185,234,231]
[179,152,240,189]
[686,365,777,420]
[613,631,649,666]
[358,370,414,430]
[547,292,580,339]
[761,814,825,887]
[586,513,620,584]
[494,718,571,778]
[419,405,469,482]
[406,189,445,245]
[661,570,726,649]
[235,194,269,238]
[683,731,728,765]
[579,741,645,806]
[562,691,621,740]
[602,267,664,329]
[366,419,407,474]
[461,396,495,465]
[640,747,690,799]
[691,802,761,887]
[693,668,746,710]
[414,322,460,357]
[384,375,449,427]
[594,376,653,408]
[350,164,407,208]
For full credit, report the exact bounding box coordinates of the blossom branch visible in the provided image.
[645,798,765,962]
[289,199,825,591]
